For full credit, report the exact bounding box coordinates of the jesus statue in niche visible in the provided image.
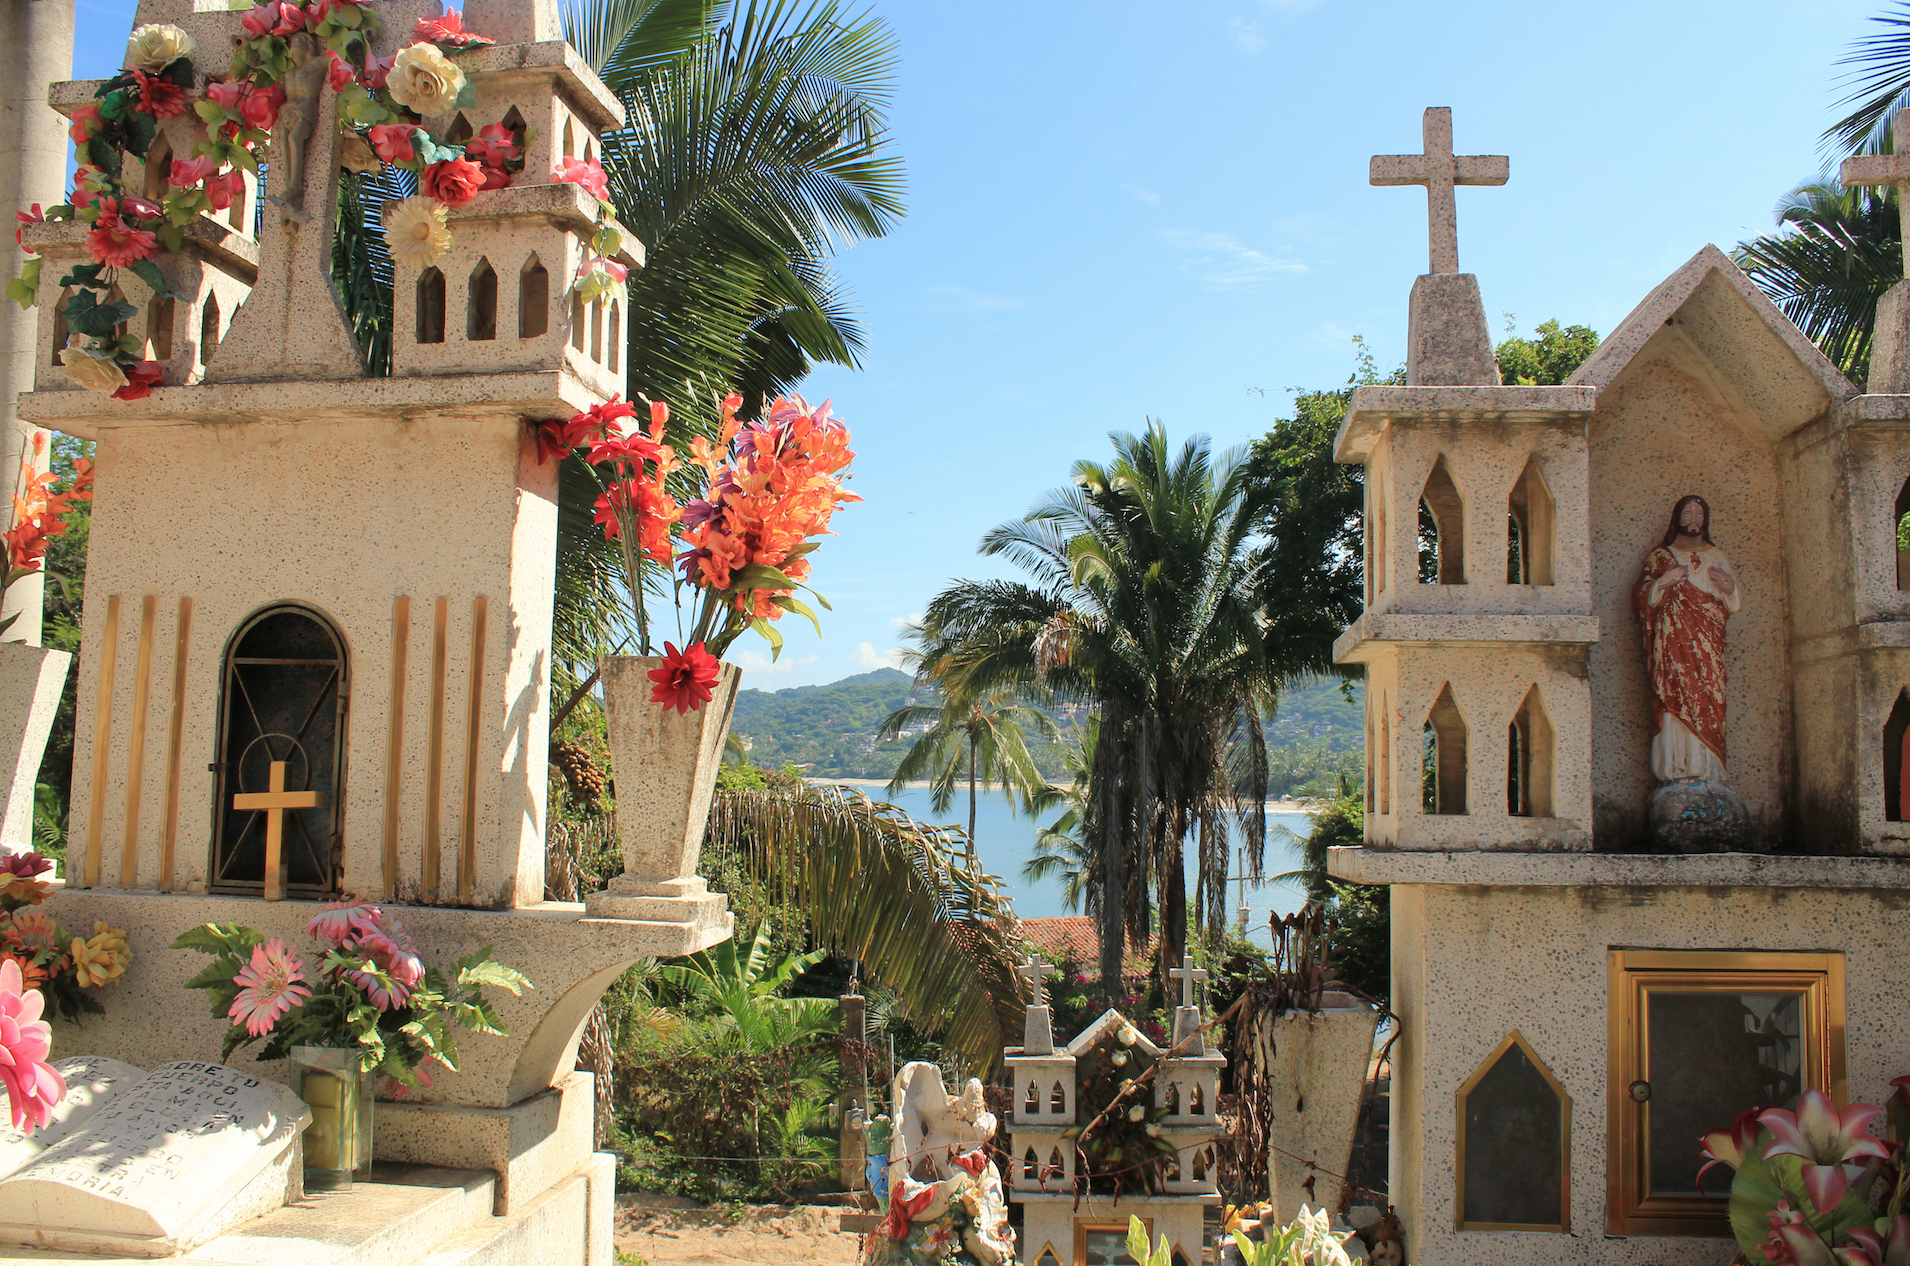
[1632,495,1741,783]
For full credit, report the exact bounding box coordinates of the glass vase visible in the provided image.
[291,1045,373,1191]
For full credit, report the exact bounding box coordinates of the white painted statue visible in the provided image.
[867,1061,1015,1265]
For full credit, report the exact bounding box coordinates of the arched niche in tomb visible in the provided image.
[1507,455,1555,586]
[1886,689,1910,822]
[1419,455,1465,584]
[1423,683,1468,815]
[1455,1029,1570,1232]
[1032,1245,1063,1266]
[210,604,349,899]
[519,255,550,338]
[1895,476,1910,591]
[1508,684,1555,818]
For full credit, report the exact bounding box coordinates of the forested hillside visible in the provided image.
[729,669,1363,794]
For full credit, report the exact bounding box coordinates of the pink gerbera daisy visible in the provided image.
[227,938,311,1037]
[0,958,66,1133]
[307,900,382,947]
[84,199,157,268]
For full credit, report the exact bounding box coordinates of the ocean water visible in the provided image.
[826,783,1314,949]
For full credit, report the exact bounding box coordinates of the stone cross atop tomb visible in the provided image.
[1370,106,1505,385]
[1016,954,1055,1054]
[1168,955,1208,1053]
[1841,108,1910,391]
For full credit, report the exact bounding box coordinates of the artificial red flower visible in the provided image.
[203,168,245,211]
[464,122,520,168]
[421,156,485,208]
[362,52,393,91]
[412,10,493,46]
[326,50,355,92]
[532,414,593,464]
[119,195,162,220]
[240,0,306,37]
[85,199,158,267]
[552,156,609,200]
[477,165,511,191]
[169,155,216,188]
[367,122,421,164]
[204,79,246,113]
[14,205,42,252]
[132,69,187,119]
[239,83,286,133]
[112,360,165,401]
[69,165,105,211]
[67,103,101,143]
[647,641,721,715]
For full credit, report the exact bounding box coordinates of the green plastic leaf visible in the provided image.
[411,133,466,167]
[169,922,264,955]
[97,89,131,122]
[55,262,103,290]
[84,136,119,180]
[128,258,175,301]
[729,562,798,591]
[126,109,158,160]
[770,593,822,638]
[749,616,784,659]
[6,257,41,310]
[454,77,476,111]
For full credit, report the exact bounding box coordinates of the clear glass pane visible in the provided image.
[1646,989,1804,1196]
[1082,1228,1138,1265]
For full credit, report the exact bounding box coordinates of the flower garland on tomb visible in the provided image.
[0,431,93,640]
[0,851,132,1022]
[8,0,622,399]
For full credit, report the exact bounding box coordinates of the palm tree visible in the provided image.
[877,679,1058,856]
[1021,715,1096,914]
[1735,180,1899,385]
[1826,2,1910,155]
[703,782,1026,1073]
[919,424,1289,986]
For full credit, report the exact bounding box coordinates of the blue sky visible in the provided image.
[70,0,1882,688]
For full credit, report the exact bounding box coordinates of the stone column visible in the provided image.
[0,0,74,647]
[838,991,868,1190]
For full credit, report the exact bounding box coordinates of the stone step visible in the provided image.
[839,1213,881,1234]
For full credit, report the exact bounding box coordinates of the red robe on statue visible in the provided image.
[1633,545,1735,772]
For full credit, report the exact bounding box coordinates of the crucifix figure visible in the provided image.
[232,759,322,901]
[266,32,333,224]
[1370,107,1509,275]
[1841,109,1910,271]
[1169,955,1208,1010]
[1015,954,1054,1007]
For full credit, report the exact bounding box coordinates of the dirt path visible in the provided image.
[614,1195,865,1266]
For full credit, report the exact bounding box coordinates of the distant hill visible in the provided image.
[727,668,1364,794]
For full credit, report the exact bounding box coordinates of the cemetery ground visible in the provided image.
[612,1194,861,1266]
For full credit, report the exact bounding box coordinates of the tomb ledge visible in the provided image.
[1333,383,1596,463]
[1332,612,1600,664]
[443,40,625,131]
[1326,844,1910,890]
[21,214,260,278]
[440,180,645,268]
[18,369,606,438]
[1837,393,1910,428]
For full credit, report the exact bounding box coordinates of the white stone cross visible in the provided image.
[1370,106,1509,276]
[1015,955,1053,1007]
[1169,955,1208,1010]
[1842,109,1910,278]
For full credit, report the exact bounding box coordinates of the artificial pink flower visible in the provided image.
[85,199,158,268]
[464,122,520,168]
[326,50,355,92]
[1697,1106,1762,1195]
[69,164,106,211]
[14,205,42,252]
[412,10,492,46]
[421,156,485,208]
[226,938,312,1037]
[204,79,247,113]
[367,122,421,164]
[239,83,286,133]
[112,360,164,401]
[119,195,162,220]
[131,69,188,120]
[67,102,101,143]
[307,900,381,946]
[203,168,245,211]
[647,641,721,715]
[241,0,306,37]
[1760,1090,1892,1215]
[0,958,67,1134]
[552,157,608,201]
[583,256,627,284]
[477,165,511,191]
[169,155,217,188]
[343,925,423,1010]
[362,52,393,91]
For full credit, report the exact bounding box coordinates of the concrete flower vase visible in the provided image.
[1268,991,1380,1221]
[582,654,738,937]
[0,642,71,852]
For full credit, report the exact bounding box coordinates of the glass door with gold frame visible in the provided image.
[1606,949,1845,1237]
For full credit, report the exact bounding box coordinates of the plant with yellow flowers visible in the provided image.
[0,851,131,1019]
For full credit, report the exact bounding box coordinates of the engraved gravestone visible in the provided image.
[0,1055,146,1176]
[0,1060,309,1255]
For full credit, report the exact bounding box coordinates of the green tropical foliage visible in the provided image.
[877,679,1058,849]
[1496,318,1601,386]
[1826,1,1910,154]
[1736,180,1898,384]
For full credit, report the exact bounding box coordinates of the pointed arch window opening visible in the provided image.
[1424,683,1468,815]
[1508,457,1556,586]
[468,258,497,341]
[1419,455,1466,584]
[519,255,549,338]
[417,268,446,344]
[1895,476,1910,592]
[1049,1081,1065,1113]
[200,291,221,361]
[210,604,349,898]
[1024,1081,1039,1114]
[1509,685,1556,818]
[1886,689,1910,822]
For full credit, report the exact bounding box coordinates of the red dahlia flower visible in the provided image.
[647,641,721,715]
[132,69,187,119]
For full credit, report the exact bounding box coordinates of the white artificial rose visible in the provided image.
[383,195,451,267]
[125,23,195,75]
[61,344,127,394]
[386,42,466,115]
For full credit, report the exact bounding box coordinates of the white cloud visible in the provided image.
[890,612,923,633]
[1159,229,1306,290]
[856,643,904,670]
[1121,183,1162,205]
[923,285,1024,314]
[1227,18,1266,53]
[730,650,818,677]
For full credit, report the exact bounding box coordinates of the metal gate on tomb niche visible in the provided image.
[210,604,349,899]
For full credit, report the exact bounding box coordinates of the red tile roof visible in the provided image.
[1018,917,1158,978]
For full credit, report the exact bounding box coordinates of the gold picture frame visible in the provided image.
[1074,1218,1152,1266]
[1454,1029,1572,1232]
[1606,949,1846,1237]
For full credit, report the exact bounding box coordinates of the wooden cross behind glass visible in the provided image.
[233,760,322,901]
[1370,106,1509,275]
